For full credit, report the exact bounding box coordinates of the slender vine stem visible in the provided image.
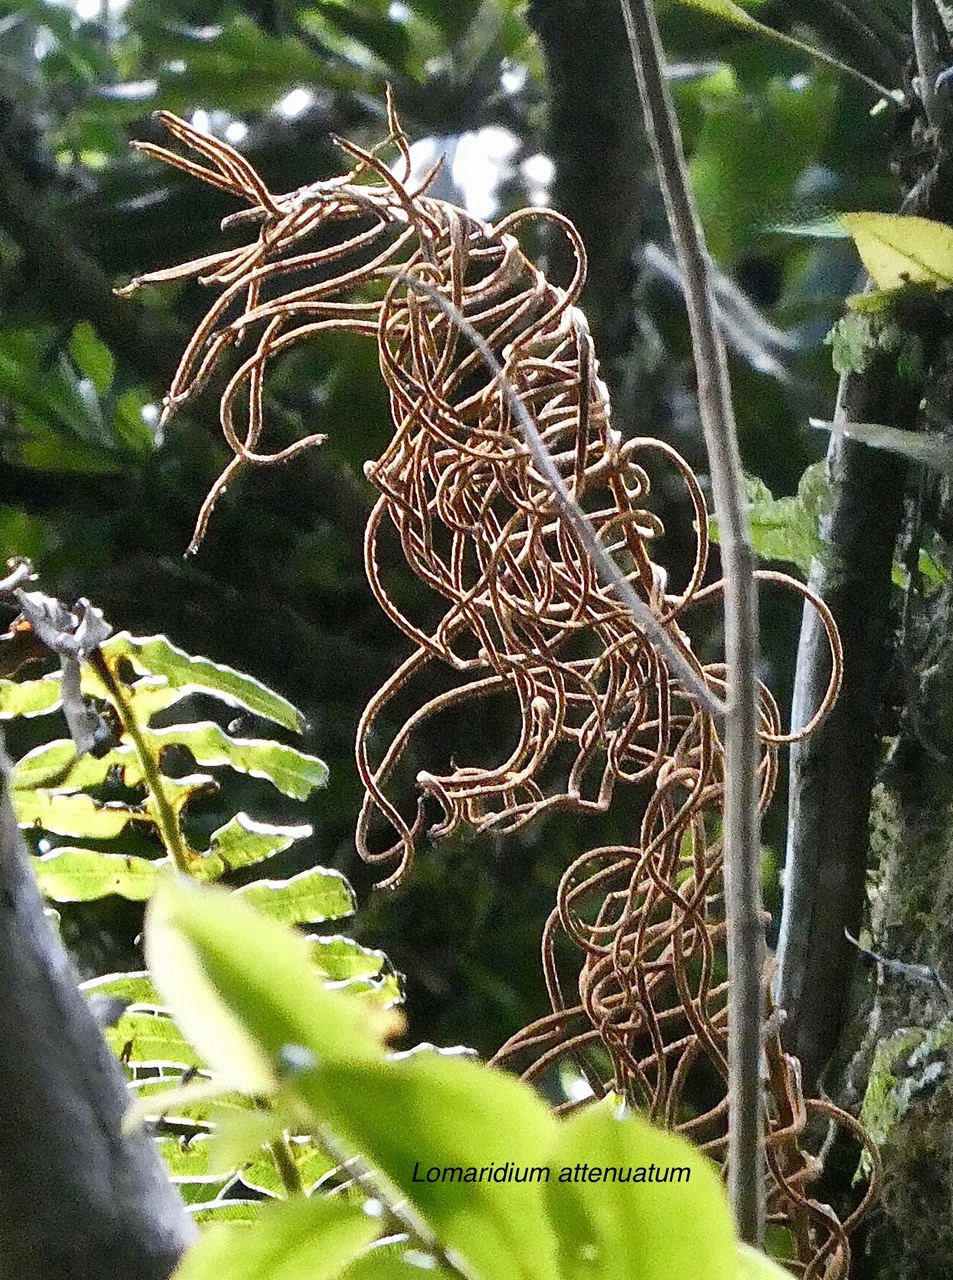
[619,0,765,1242]
[89,650,194,875]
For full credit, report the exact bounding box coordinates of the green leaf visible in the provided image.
[235,866,355,926]
[188,1201,263,1225]
[826,311,878,375]
[103,633,306,732]
[146,881,557,1280]
[544,1100,736,1280]
[337,1242,459,1278]
[241,1138,334,1197]
[35,848,164,902]
[105,1009,205,1068]
[148,722,327,800]
[0,674,62,718]
[12,789,137,838]
[156,1134,215,1179]
[144,877,392,1094]
[68,322,115,396]
[82,970,162,1006]
[309,935,397,983]
[840,213,953,291]
[303,1051,561,1280]
[669,0,895,98]
[711,465,830,576]
[173,1196,377,1279]
[734,1244,793,1280]
[204,814,312,877]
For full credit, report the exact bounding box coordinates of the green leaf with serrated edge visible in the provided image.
[82,970,162,1006]
[144,878,393,1095]
[544,1099,735,1280]
[308,935,393,982]
[34,848,164,902]
[12,789,137,838]
[188,1201,264,1225]
[841,213,953,290]
[0,675,61,718]
[234,866,355,926]
[734,1244,794,1280]
[69,321,115,396]
[12,739,125,792]
[104,633,305,732]
[146,722,327,799]
[105,1011,204,1069]
[177,1197,377,1274]
[205,814,311,876]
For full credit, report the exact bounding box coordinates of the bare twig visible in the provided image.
[620,0,765,1242]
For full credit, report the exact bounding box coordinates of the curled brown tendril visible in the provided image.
[122,99,875,1276]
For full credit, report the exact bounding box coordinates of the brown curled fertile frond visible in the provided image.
[123,108,867,1276]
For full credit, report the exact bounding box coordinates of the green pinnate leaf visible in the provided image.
[234,866,355,926]
[104,633,305,731]
[147,722,327,800]
[35,848,164,902]
[202,814,313,879]
[0,674,62,718]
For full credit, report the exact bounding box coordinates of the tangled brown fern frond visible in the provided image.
[121,101,876,1277]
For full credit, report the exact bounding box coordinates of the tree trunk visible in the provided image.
[0,734,196,1280]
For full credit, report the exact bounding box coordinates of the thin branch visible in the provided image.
[386,271,727,724]
[620,0,765,1243]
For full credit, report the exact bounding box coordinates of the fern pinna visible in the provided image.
[0,594,400,1214]
[119,101,874,1275]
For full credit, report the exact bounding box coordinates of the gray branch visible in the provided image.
[0,733,196,1279]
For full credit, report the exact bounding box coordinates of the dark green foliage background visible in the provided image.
[0,0,903,1055]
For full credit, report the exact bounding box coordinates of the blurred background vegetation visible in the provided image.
[0,0,907,1056]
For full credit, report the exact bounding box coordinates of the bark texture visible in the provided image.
[0,733,196,1280]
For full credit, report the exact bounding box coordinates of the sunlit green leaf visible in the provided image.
[188,1201,263,1226]
[734,1243,794,1279]
[144,878,394,1094]
[147,722,326,799]
[841,213,953,291]
[81,970,162,1006]
[0,675,62,718]
[105,1009,205,1068]
[35,847,164,902]
[544,1100,736,1280]
[174,1196,377,1278]
[235,866,355,926]
[103,633,305,732]
[13,788,137,838]
[204,814,312,877]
